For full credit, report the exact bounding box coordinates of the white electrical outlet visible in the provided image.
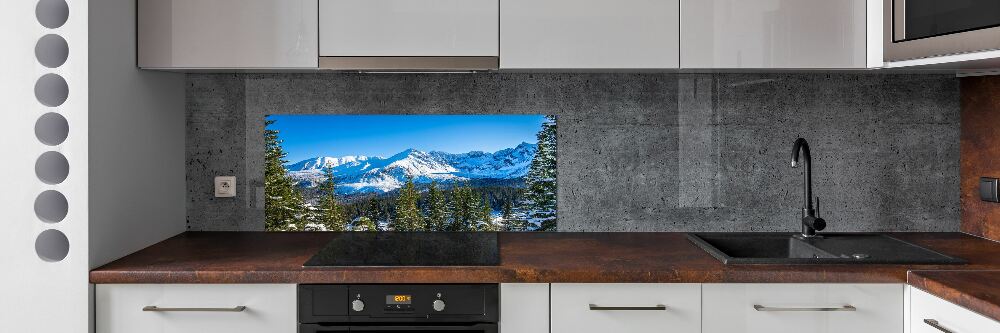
[215,176,236,198]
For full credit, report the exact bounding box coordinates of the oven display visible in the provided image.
[386,295,412,305]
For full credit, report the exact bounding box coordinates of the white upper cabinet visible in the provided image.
[681,0,877,69]
[138,0,318,69]
[133,0,883,70]
[500,0,680,69]
[319,0,499,57]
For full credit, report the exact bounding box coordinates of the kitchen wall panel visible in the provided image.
[186,73,960,232]
[960,76,1000,242]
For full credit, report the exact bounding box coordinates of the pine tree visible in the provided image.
[317,167,348,231]
[392,177,423,231]
[425,181,449,231]
[501,201,514,230]
[449,184,477,231]
[354,216,378,232]
[501,200,527,231]
[301,203,323,231]
[520,115,558,231]
[358,198,383,231]
[264,118,308,231]
[477,193,497,231]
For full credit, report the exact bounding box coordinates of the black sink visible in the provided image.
[687,233,965,265]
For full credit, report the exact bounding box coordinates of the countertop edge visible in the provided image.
[908,270,1000,323]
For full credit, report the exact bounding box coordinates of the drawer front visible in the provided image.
[703,283,903,333]
[319,0,500,57]
[911,287,1000,333]
[551,283,701,333]
[96,284,296,333]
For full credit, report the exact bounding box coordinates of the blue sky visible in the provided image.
[267,115,548,163]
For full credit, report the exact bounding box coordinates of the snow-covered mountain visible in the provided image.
[286,142,537,194]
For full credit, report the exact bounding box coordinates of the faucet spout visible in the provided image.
[791,138,813,212]
[791,138,825,237]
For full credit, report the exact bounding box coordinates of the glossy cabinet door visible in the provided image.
[96,284,297,333]
[500,0,680,69]
[138,0,318,69]
[551,283,701,333]
[702,283,903,333]
[910,287,1000,333]
[681,0,870,68]
[500,283,549,333]
[319,0,499,57]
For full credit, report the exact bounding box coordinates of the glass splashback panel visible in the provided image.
[264,115,556,232]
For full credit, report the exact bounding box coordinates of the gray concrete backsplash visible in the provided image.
[186,73,960,232]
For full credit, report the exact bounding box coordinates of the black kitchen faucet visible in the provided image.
[791,138,826,237]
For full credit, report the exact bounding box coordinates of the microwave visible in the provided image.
[884,0,1000,62]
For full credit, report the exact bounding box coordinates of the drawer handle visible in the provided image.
[923,319,954,333]
[588,304,667,311]
[142,306,247,312]
[753,305,856,312]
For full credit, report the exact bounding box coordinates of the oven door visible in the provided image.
[300,323,498,333]
[885,0,1000,61]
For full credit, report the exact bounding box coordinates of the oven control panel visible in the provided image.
[384,294,414,312]
[298,284,498,323]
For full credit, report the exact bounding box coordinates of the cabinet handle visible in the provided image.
[588,304,667,311]
[923,319,954,333]
[142,306,247,312]
[753,305,856,312]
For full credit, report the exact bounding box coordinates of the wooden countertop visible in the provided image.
[908,270,1000,322]
[90,232,1000,284]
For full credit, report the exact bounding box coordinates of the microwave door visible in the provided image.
[895,0,1000,42]
[885,0,1000,61]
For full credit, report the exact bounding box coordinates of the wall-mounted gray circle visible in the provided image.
[35,34,68,68]
[35,229,69,262]
[34,190,68,223]
[35,112,69,145]
[36,0,69,29]
[34,73,69,107]
[35,151,69,184]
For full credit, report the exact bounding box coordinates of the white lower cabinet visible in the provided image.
[95,284,296,333]
[551,283,701,333]
[500,283,549,333]
[910,287,1000,333]
[702,283,904,333]
[96,282,1000,333]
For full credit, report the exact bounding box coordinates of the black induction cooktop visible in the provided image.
[303,232,500,267]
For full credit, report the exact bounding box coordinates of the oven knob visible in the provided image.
[432,299,446,312]
[351,299,365,312]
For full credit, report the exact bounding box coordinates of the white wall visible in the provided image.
[88,0,187,270]
[0,0,90,332]
[0,0,185,331]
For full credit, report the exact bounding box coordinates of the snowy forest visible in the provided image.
[263,115,557,232]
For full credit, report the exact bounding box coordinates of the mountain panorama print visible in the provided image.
[264,115,557,232]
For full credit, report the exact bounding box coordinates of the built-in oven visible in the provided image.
[299,284,498,333]
[885,0,1000,61]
